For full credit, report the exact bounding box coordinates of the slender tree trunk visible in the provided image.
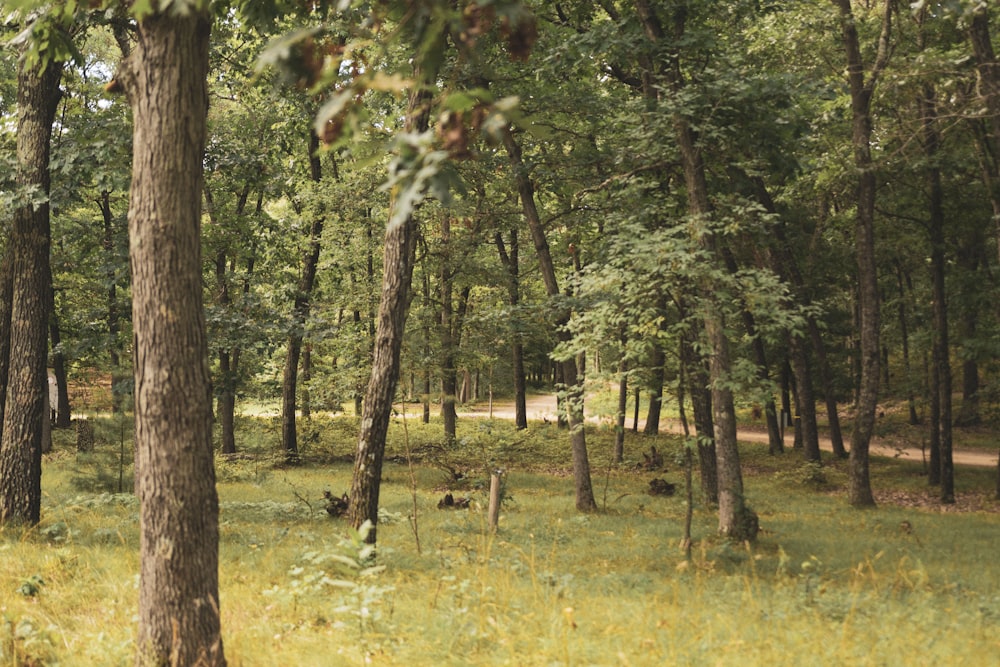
[832,0,891,507]
[894,262,919,425]
[969,6,1000,264]
[495,229,527,429]
[788,336,821,462]
[503,127,596,511]
[720,241,783,454]
[118,11,225,664]
[682,330,718,505]
[954,239,982,426]
[440,216,458,445]
[633,0,751,537]
[98,191,126,413]
[48,308,72,428]
[615,348,628,464]
[643,342,665,435]
[0,46,62,526]
[921,83,954,503]
[349,81,432,543]
[218,350,237,455]
[281,131,324,462]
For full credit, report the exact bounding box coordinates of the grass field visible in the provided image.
[1,411,998,666]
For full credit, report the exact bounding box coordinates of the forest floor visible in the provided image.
[457,392,998,468]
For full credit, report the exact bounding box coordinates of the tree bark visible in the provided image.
[502,126,596,511]
[831,0,891,508]
[118,11,225,665]
[349,82,432,543]
[0,45,62,526]
[0,251,13,428]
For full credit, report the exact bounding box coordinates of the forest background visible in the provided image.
[2,0,1000,664]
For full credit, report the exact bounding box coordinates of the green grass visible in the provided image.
[1,415,998,666]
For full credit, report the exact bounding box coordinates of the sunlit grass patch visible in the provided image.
[2,414,998,665]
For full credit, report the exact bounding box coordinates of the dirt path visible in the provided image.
[457,393,998,468]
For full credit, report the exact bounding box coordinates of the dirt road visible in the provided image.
[457,393,997,468]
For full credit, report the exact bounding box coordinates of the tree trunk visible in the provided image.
[615,349,628,464]
[719,241,783,455]
[440,216,458,445]
[119,11,226,665]
[98,190,126,413]
[349,82,432,543]
[894,261,919,425]
[921,82,954,503]
[968,6,1000,264]
[682,329,718,505]
[832,0,891,508]
[281,131,324,462]
[495,229,527,430]
[642,342,665,436]
[48,308,72,428]
[788,336,821,462]
[0,45,62,526]
[503,127,596,511]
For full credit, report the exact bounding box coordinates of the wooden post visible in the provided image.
[488,470,503,532]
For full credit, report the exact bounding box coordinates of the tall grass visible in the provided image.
[1,415,997,666]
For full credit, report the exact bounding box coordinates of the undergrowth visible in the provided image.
[0,414,997,666]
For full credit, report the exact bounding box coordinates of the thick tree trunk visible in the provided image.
[281,131,324,462]
[349,83,431,543]
[119,11,225,665]
[0,48,62,526]
[503,127,596,511]
[832,0,891,508]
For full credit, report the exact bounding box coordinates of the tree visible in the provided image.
[0,26,63,526]
[113,6,226,663]
[830,0,892,508]
[503,126,597,512]
[279,128,325,462]
[349,80,434,543]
